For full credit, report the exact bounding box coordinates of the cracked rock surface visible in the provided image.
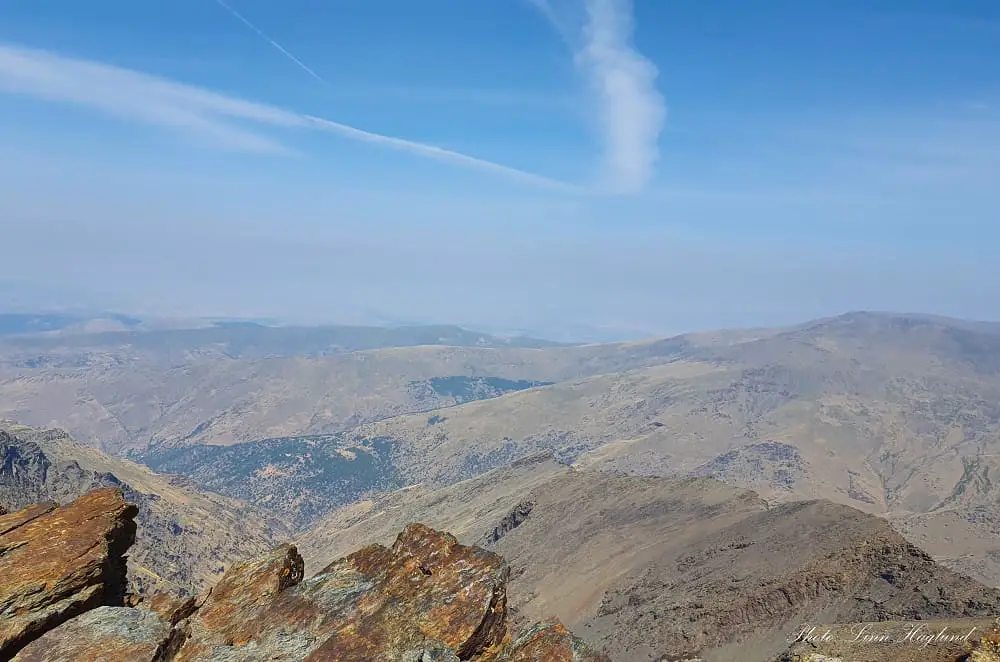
[1,490,604,661]
[0,487,137,659]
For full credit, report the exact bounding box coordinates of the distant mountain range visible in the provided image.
[3,309,1000,659]
[0,312,144,336]
[2,311,1000,589]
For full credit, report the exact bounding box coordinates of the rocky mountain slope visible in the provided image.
[289,313,998,586]
[2,489,605,661]
[3,311,1000,588]
[124,314,1000,590]
[0,423,284,594]
[131,359,733,527]
[296,460,1000,661]
[5,478,1000,660]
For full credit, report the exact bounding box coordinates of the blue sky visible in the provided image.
[0,1,998,340]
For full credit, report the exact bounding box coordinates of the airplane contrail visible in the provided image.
[299,114,580,191]
[212,0,328,85]
[209,0,580,192]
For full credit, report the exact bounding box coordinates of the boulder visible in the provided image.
[1,503,602,662]
[12,606,181,662]
[141,591,200,627]
[485,620,610,661]
[173,523,510,660]
[0,488,137,658]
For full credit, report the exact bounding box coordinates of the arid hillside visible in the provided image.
[4,312,1000,587]
[0,322,569,452]
[0,315,781,453]
[5,480,1000,662]
[135,313,1000,587]
[0,422,285,594]
[296,459,1000,661]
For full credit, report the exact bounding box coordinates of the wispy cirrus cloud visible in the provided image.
[531,0,666,193]
[0,42,577,192]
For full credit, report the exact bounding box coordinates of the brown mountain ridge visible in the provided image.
[3,460,1000,660]
[295,456,1000,661]
[3,309,1000,644]
[118,313,1000,589]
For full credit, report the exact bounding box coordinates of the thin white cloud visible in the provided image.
[209,1,584,190]
[0,43,291,154]
[532,0,666,193]
[0,43,577,192]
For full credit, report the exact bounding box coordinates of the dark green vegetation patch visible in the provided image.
[409,376,553,406]
[140,435,402,528]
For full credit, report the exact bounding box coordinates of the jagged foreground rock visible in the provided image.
[7,487,1000,662]
[0,488,137,658]
[5,489,605,661]
[166,524,604,661]
[11,607,182,662]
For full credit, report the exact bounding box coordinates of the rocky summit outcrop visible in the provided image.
[485,620,609,661]
[12,606,183,662]
[0,488,137,659]
[167,523,605,661]
[2,492,603,662]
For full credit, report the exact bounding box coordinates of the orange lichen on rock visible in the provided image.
[0,488,138,659]
[1,500,603,662]
[961,628,1000,662]
[172,523,511,661]
[485,619,611,662]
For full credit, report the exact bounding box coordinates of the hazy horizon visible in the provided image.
[2,1,998,339]
[4,298,1000,345]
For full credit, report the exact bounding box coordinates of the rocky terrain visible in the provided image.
[4,473,1000,660]
[2,488,605,661]
[292,313,998,588]
[295,459,1000,661]
[0,488,136,658]
[0,422,285,595]
[3,311,1000,589]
